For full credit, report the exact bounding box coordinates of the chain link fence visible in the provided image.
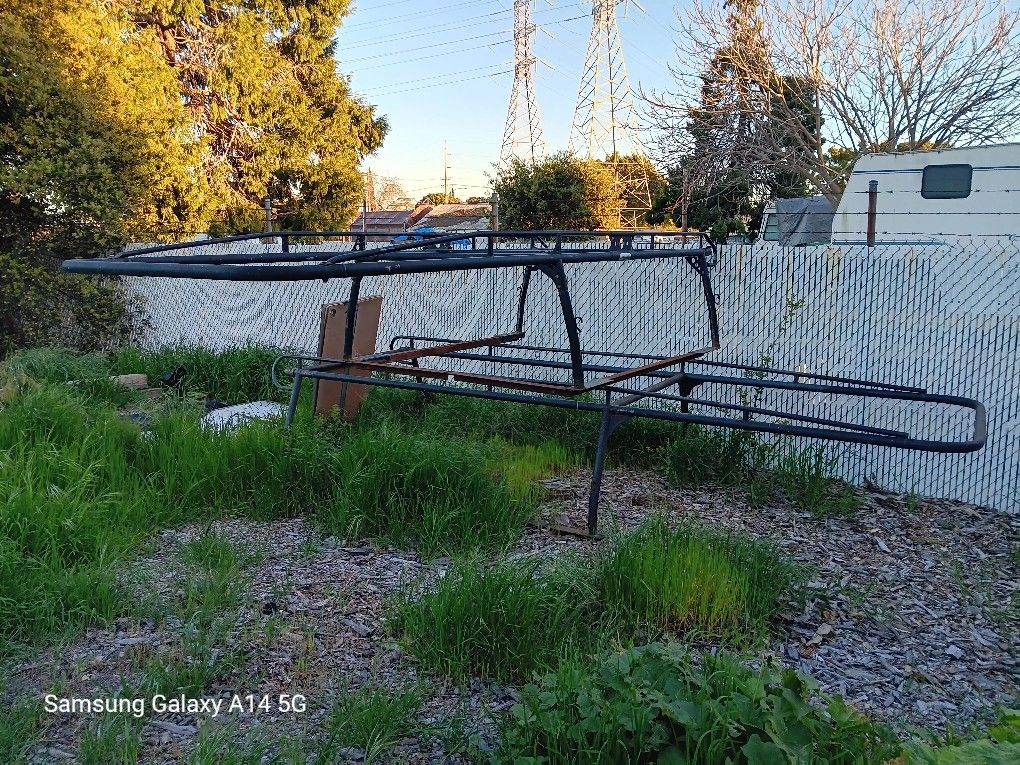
[122,238,1019,512]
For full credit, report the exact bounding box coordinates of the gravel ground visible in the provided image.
[9,469,1019,763]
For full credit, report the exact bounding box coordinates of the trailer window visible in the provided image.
[921,164,972,199]
[761,213,779,241]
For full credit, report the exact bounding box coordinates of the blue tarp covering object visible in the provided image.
[392,227,471,249]
[776,196,835,246]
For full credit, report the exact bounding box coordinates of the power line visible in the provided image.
[338,13,587,57]
[341,10,513,50]
[359,63,511,94]
[340,30,511,64]
[364,69,513,98]
[351,39,513,71]
[342,0,505,31]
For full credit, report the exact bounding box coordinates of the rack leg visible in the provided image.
[285,372,303,429]
[588,407,626,535]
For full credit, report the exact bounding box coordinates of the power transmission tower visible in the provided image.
[570,0,651,228]
[499,0,546,168]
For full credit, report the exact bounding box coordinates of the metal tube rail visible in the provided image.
[64,245,714,280]
[388,335,928,394]
[273,362,986,454]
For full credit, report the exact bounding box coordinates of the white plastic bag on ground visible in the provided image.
[200,401,287,430]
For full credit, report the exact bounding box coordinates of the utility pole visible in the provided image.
[361,182,367,233]
[443,141,450,202]
[262,196,273,233]
[365,168,376,212]
[491,191,500,232]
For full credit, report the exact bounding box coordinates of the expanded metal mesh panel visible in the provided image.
[124,240,1019,513]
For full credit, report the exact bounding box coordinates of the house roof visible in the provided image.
[351,210,412,229]
[412,204,492,231]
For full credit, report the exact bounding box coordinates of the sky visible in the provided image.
[335,1,687,202]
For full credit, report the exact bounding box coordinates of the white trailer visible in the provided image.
[760,143,1020,245]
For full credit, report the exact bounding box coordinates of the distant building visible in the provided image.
[410,203,492,232]
[351,210,413,241]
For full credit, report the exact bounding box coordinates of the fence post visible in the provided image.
[867,180,878,247]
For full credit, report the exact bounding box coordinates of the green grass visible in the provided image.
[0,382,339,654]
[599,516,806,643]
[356,387,681,470]
[315,684,423,765]
[0,384,148,648]
[185,727,272,765]
[500,642,900,765]
[661,424,770,489]
[181,529,259,572]
[486,438,581,502]
[390,556,605,682]
[661,425,859,517]
[184,724,309,765]
[392,517,803,681]
[316,426,535,559]
[771,445,861,517]
[142,531,266,702]
[357,380,859,521]
[78,711,144,765]
[110,344,287,404]
[0,353,567,654]
[0,692,42,764]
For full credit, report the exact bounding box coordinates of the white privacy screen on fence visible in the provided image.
[123,240,1019,513]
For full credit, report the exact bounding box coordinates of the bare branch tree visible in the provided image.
[371,177,409,210]
[647,0,1020,202]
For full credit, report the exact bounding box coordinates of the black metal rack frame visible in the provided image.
[64,230,987,533]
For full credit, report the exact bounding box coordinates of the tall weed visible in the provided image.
[393,518,804,681]
[110,345,284,403]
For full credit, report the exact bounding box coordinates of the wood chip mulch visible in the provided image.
[8,470,1018,763]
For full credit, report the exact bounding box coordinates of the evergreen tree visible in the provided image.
[0,0,386,353]
[655,0,811,238]
[131,0,387,231]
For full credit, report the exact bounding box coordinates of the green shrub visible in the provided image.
[319,426,533,558]
[0,249,139,359]
[390,556,604,682]
[600,516,805,643]
[500,642,899,765]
